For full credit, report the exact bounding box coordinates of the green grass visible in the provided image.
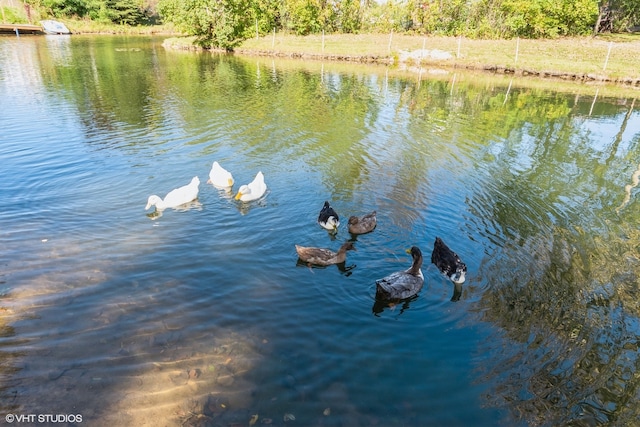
[237,33,640,84]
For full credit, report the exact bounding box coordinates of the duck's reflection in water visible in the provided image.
[372,281,463,316]
[372,294,419,317]
[295,258,356,276]
[146,199,203,220]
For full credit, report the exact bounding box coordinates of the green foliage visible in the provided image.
[284,0,322,35]
[501,0,598,37]
[158,0,252,50]
[20,0,633,38]
[605,0,640,32]
[38,0,89,17]
[337,0,361,33]
[251,0,283,34]
[0,7,26,23]
[26,0,150,24]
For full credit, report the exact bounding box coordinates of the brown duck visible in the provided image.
[295,241,356,266]
[348,211,377,235]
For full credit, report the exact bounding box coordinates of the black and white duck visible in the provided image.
[431,237,467,284]
[375,246,424,300]
[348,211,377,235]
[295,241,356,266]
[318,201,340,232]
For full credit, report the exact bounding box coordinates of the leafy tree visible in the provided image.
[337,0,361,33]
[158,0,252,50]
[26,0,150,24]
[251,0,283,35]
[33,0,90,17]
[595,0,640,33]
[283,0,322,35]
[501,0,597,37]
[90,0,147,24]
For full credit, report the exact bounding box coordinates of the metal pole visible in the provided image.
[603,42,613,71]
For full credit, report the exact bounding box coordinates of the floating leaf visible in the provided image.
[323,408,331,416]
[249,414,259,426]
[283,413,295,421]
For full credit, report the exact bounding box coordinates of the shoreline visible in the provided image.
[161,33,640,87]
[232,47,640,86]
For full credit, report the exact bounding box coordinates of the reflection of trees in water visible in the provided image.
[469,99,640,425]
[478,227,640,426]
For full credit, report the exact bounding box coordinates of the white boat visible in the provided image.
[40,20,71,35]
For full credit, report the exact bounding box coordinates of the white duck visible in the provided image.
[207,161,234,189]
[235,171,267,202]
[145,176,200,211]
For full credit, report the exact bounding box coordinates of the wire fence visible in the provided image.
[240,32,640,85]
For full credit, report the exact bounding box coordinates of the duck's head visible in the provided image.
[341,241,357,252]
[145,195,162,210]
[405,246,422,259]
[235,184,250,200]
[326,216,339,231]
[405,246,423,271]
[450,263,467,284]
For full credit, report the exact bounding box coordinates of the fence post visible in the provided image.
[603,42,613,71]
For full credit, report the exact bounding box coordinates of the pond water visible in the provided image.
[1,35,640,427]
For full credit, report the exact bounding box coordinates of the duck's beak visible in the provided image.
[405,248,412,254]
[228,178,233,187]
[234,191,242,200]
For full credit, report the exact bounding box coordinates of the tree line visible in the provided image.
[18,0,640,48]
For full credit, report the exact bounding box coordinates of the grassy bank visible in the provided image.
[235,33,640,85]
[27,16,640,87]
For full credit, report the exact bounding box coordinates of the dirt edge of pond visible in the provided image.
[236,49,640,86]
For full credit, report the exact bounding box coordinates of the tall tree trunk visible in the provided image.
[593,5,603,36]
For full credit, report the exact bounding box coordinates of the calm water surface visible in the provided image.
[1,35,640,427]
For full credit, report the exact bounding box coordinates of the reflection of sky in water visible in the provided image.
[576,110,640,154]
